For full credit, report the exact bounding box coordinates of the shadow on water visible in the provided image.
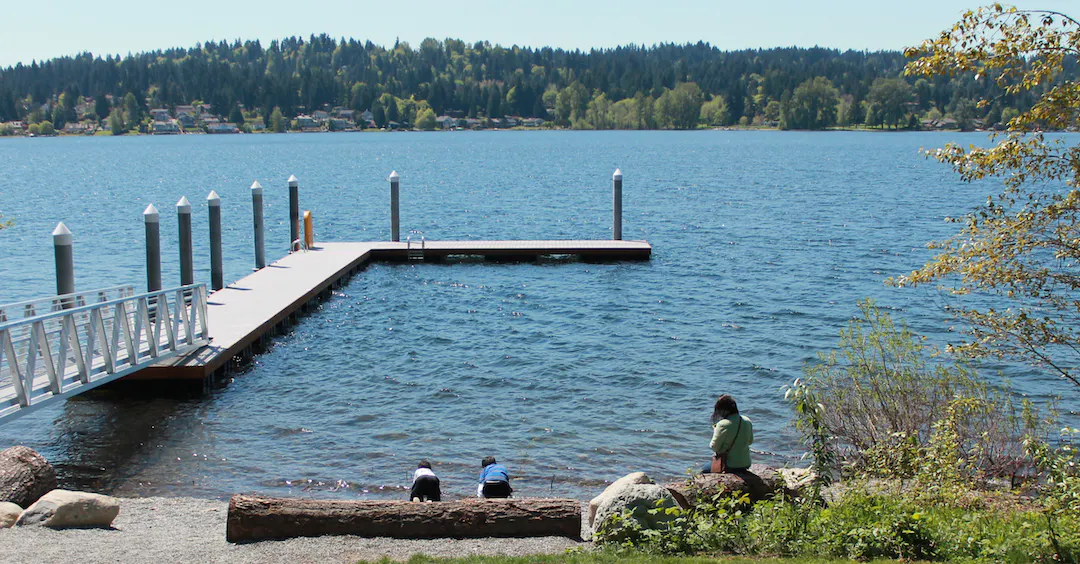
[11,389,204,495]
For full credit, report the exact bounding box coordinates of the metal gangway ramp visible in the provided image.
[0,284,209,424]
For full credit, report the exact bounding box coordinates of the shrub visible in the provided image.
[793,298,1044,480]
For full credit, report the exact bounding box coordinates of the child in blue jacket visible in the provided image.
[477,456,512,498]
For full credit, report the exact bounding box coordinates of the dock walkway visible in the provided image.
[138,240,650,383]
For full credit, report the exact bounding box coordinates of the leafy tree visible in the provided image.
[894,5,1080,388]
[123,92,140,124]
[867,77,913,128]
[415,107,437,130]
[700,96,729,126]
[38,120,55,135]
[270,106,285,132]
[654,82,703,129]
[372,103,387,128]
[780,76,839,130]
[108,110,125,135]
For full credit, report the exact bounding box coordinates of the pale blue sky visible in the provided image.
[1,0,1072,68]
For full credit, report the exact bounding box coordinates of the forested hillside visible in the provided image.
[0,35,1073,131]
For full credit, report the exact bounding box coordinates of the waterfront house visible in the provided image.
[177,114,196,128]
[207,122,239,134]
[329,118,352,131]
[63,122,92,134]
[522,118,544,127]
[153,120,181,134]
[313,110,330,122]
[436,115,456,129]
[360,109,374,123]
[150,109,171,121]
[176,105,195,116]
[296,115,320,131]
[335,109,355,121]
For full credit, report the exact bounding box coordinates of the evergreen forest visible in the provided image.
[0,35,1075,132]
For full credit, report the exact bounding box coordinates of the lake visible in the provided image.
[0,130,1074,500]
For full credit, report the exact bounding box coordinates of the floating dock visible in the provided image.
[132,240,651,386]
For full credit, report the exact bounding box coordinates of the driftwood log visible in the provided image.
[226,495,582,543]
[0,446,57,508]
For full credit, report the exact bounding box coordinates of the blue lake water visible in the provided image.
[0,131,1075,500]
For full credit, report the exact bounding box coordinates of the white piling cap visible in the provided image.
[176,196,192,212]
[251,181,263,194]
[143,204,160,222]
[389,170,399,182]
[613,168,623,181]
[207,190,221,205]
[52,222,73,245]
[288,175,298,186]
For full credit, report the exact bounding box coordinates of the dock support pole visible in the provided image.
[389,170,400,242]
[288,175,299,252]
[144,204,161,292]
[251,181,265,270]
[53,222,75,308]
[208,191,223,291]
[177,197,193,286]
[612,168,623,241]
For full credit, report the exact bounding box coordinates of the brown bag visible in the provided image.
[710,416,743,473]
[710,454,727,473]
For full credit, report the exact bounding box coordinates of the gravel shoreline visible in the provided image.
[0,497,591,564]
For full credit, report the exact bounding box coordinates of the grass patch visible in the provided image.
[360,554,900,564]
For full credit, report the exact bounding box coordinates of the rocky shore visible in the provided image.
[0,496,588,564]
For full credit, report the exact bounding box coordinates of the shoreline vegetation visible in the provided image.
[3,30,1074,139]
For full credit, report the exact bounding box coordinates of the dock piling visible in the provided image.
[144,204,161,292]
[177,197,194,286]
[389,170,400,242]
[251,181,265,270]
[288,175,299,252]
[208,191,223,291]
[612,168,623,241]
[52,222,75,307]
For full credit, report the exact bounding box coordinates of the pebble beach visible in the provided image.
[0,497,590,564]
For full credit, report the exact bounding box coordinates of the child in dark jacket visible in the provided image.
[410,460,441,501]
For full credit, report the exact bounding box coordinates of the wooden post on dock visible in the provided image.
[612,168,623,240]
[144,204,161,292]
[288,175,300,252]
[389,170,400,242]
[208,191,223,291]
[177,197,193,286]
[52,222,75,308]
[251,181,265,270]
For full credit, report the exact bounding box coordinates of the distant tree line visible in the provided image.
[0,35,1074,131]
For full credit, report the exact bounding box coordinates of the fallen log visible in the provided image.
[226,495,582,543]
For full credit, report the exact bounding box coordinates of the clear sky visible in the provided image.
[1,0,1073,68]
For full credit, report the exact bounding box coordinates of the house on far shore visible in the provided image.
[522,117,544,127]
[295,115,321,131]
[435,115,456,129]
[153,120,181,134]
[207,122,239,134]
[63,122,93,134]
[150,108,171,121]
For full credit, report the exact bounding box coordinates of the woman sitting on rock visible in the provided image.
[702,394,753,473]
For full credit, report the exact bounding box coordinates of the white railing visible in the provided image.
[0,284,210,423]
[0,285,134,324]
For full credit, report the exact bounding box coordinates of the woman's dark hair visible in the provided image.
[481,456,497,468]
[418,460,431,469]
[711,394,739,424]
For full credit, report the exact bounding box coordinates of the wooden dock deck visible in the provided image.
[133,240,650,384]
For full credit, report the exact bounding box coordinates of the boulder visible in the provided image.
[779,467,817,494]
[591,483,678,539]
[664,464,792,509]
[588,471,653,528]
[0,446,58,508]
[0,501,21,528]
[16,489,120,528]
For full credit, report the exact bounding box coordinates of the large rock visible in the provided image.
[0,501,21,528]
[664,464,792,509]
[779,467,817,494]
[16,489,120,528]
[0,446,57,508]
[591,483,678,540]
[588,471,653,528]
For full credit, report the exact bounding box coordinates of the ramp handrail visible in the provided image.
[0,285,135,324]
[0,284,209,422]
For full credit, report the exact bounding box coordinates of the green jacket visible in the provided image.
[710,414,753,470]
